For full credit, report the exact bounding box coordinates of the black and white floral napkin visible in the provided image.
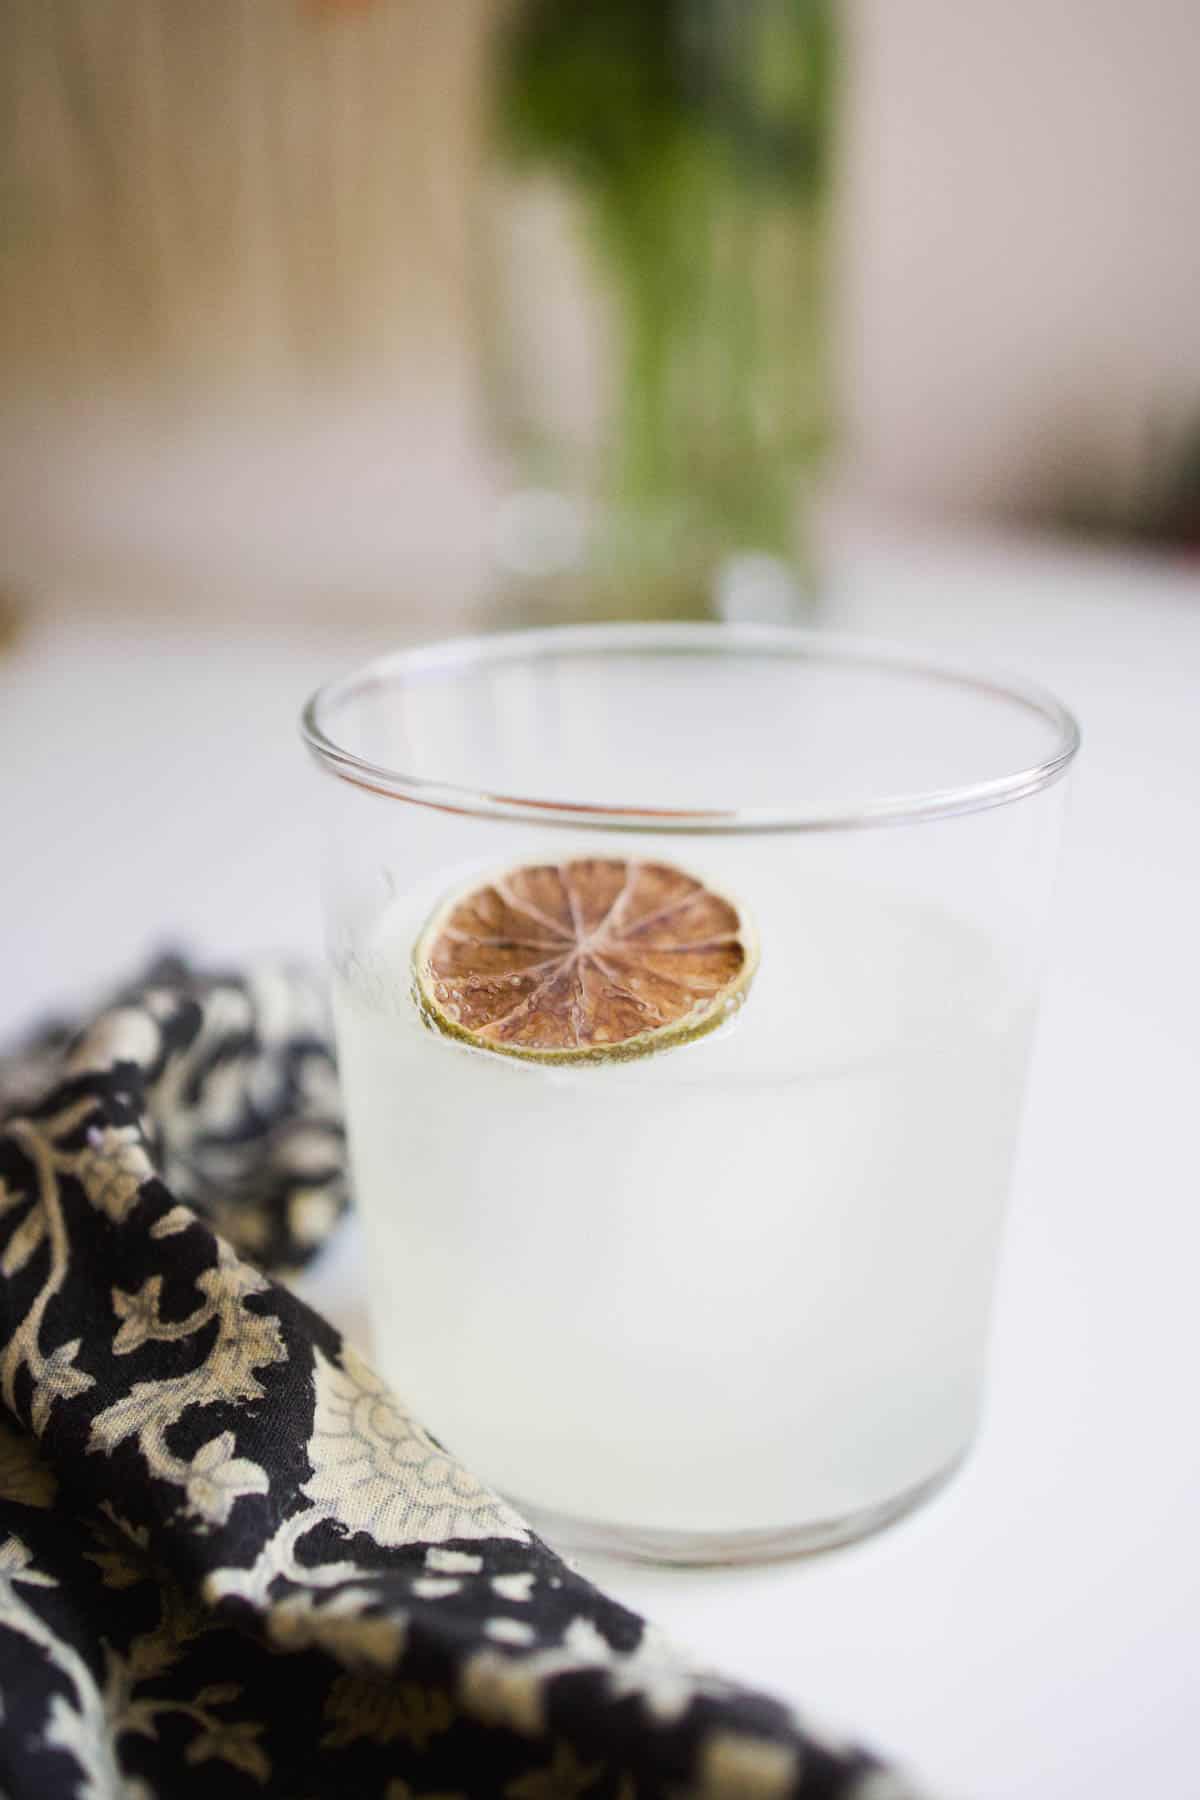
[0,958,926,1799]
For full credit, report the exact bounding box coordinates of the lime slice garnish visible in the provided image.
[413,858,757,1063]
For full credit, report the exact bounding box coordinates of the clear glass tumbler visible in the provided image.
[302,624,1079,1563]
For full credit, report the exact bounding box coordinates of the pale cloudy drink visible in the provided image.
[304,624,1077,1561]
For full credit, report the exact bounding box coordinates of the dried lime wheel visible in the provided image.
[414,858,757,1062]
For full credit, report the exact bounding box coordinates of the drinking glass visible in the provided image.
[302,623,1079,1562]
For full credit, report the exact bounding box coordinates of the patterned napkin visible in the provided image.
[0,958,926,1799]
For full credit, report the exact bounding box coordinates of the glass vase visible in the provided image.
[482,0,836,624]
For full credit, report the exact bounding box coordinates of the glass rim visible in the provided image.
[300,622,1080,835]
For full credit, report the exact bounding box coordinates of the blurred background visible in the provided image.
[2,0,1198,635]
[1,12,1198,1800]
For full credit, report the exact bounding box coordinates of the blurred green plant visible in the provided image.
[500,0,833,193]
[494,0,835,614]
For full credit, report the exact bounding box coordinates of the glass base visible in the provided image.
[512,1456,964,1567]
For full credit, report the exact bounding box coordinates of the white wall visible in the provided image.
[839,0,1200,521]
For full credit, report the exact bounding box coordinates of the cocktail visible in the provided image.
[303,624,1077,1561]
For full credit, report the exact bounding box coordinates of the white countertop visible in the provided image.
[2,526,1197,1799]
